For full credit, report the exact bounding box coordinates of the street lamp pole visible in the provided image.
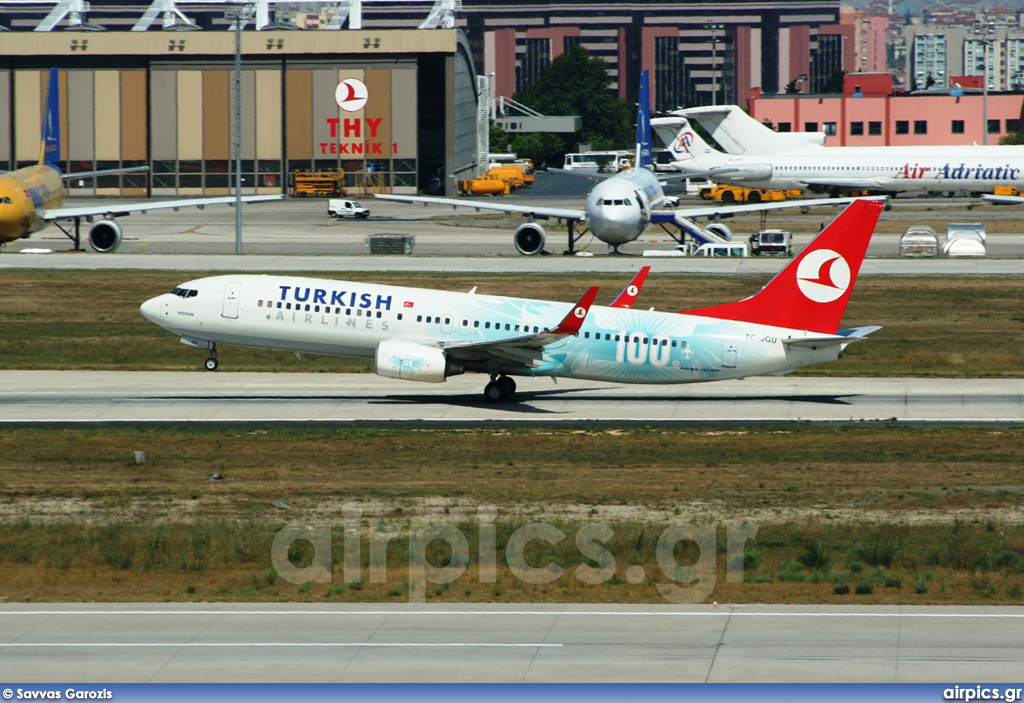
[973,23,995,146]
[226,5,252,255]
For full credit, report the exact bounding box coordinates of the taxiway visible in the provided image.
[1,603,1022,682]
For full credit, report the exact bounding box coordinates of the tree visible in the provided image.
[999,131,1024,145]
[784,79,800,94]
[822,69,846,94]
[489,121,510,154]
[508,132,566,170]
[513,45,633,163]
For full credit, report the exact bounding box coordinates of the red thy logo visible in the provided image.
[335,78,368,113]
[796,249,851,304]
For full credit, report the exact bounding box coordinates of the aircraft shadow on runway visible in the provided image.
[373,389,861,410]
[144,391,860,412]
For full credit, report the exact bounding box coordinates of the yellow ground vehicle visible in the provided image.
[458,164,535,195]
[292,170,345,197]
[489,164,533,185]
[698,184,799,203]
[458,174,510,195]
[993,185,1021,197]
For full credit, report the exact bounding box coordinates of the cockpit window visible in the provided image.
[170,287,199,298]
[0,197,12,205]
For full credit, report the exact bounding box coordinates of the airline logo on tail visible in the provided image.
[796,249,851,304]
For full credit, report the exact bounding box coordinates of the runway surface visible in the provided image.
[2,603,1023,682]
[1,371,1021,424]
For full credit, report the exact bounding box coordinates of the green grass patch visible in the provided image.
[0,518,1022,604]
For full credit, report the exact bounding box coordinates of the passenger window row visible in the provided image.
[256,299,403,321]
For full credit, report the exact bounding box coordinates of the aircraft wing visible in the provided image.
[62,166,150,180]
[982,194,1024,204]
[43,194,284,221]
[545,168,618,181]
[375,193,585,221]
[440,286,600,367]
[546,167,736,183]
[663,196,861,220]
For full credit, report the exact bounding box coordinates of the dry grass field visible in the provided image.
[1,426,1023,604]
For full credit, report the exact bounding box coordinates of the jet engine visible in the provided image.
[374,340,464,383]
[726,164,773,182]
[88,219,123,253]
[705,222,732,241]
[514,222,546,256]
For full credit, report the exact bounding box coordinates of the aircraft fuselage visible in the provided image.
[0,164,64,242]
[141,274,848,386]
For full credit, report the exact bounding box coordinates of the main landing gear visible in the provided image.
[483,374,516,403]
[204,344,218,371]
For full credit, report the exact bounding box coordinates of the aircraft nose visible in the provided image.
[139,296,163,323]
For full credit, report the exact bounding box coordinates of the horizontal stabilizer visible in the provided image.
[783,326,882,348]
[838,325,883,339]
[782,335,853,348]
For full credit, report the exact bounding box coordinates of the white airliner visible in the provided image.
[656,109,1024,197]
[377,71,850,254]
[673,105,826,154]
[140,199,884,403]
[0,69,281,252]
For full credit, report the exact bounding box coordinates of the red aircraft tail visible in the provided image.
[684,199,883,334]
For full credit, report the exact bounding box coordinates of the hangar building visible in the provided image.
[0,29,480,196]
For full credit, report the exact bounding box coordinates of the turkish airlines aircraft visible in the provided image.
[0,69,281,252]
[377,71,849,254]
[140,199,884,403]
[656,111,1024,197]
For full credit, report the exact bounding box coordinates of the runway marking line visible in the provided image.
[0,642,560,648]
[1,610,1023,618]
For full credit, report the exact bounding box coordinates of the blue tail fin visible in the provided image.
[634,69,653,169]
[42,68,61,169]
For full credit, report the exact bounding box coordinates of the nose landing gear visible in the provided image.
[483,374,516,403]
[204,345,218,371]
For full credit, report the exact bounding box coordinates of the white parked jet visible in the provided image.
[377,72,851,254]
[140,199,884,403]
[672,105,826,155]
[656,111,1024,197]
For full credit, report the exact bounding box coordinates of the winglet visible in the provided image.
[548,286,600,335]
[609,266,651,309]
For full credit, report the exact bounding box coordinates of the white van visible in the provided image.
[328,199,370,218]
[693,242,749,258]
